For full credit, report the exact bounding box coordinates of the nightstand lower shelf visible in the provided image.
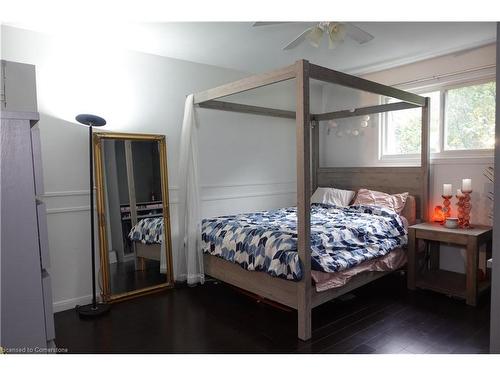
[416,269,490,301]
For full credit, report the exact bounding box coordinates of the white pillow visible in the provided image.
[311,187,355,207]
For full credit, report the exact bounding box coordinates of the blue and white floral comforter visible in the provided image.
[201,204,408,281]
[129,217,163,244]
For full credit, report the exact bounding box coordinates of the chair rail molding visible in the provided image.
[43,181,296,214]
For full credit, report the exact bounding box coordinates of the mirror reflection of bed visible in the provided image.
[96,133,173,300]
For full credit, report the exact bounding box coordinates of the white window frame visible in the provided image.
[379,68,496,165]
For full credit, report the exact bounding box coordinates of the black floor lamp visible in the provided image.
[75,114,111,318]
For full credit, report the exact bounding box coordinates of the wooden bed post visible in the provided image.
[296,59,312,341]
[421,97,431,222]
[311,120,320,192]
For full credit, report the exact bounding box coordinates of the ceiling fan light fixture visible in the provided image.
[306,26,324,48]
[328,22,347,49]
[328,38,341,50]
[258,21,374,51]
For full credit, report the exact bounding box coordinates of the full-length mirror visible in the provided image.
[94,132,173,302]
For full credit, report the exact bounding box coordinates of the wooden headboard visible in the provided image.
[316,166,426,222]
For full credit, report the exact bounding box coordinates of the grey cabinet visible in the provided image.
[0,60,55,352]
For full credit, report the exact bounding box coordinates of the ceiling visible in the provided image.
[6,22,497,74]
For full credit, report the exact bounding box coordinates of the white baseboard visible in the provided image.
[53,294,93,313]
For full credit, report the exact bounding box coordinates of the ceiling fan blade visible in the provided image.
[252,22,296,27]
[282,27,315,50]
[344,23,374,44]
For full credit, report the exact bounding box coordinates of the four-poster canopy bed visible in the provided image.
[193,59,430,341]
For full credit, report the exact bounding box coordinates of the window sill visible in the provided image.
[378,154,493,166]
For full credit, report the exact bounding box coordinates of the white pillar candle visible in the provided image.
[457,189,464,197]
[443,184,452,196]
[462,178,472,192]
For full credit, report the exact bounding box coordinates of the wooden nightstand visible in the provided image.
[407,222,492,306]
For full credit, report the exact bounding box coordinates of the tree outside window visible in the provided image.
[444,81,495,151]
[382,81,495,158]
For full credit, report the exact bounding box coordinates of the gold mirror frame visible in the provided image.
[93,131,174,303]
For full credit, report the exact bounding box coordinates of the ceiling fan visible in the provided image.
[252,22,374,50]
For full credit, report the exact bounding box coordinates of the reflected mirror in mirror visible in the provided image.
[94,133,173,302]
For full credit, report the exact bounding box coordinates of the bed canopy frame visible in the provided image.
[193,59,430,341]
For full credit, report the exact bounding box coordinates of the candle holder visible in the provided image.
[441,195,452,223]
[456,190,472,229]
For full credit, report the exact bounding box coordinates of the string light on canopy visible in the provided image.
[327,114,370,137]
[327,119,338,135]
[360,115,370,128]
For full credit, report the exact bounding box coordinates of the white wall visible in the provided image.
[1,25,323,311]
[320,44,496,273]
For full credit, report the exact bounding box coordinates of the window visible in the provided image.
[383,91,440,155]
[444,81,495,151]
[381,80,495,159]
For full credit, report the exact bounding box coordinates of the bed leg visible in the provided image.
[297,282,312,341]
[298,305,311,341]
[136,256,146,271]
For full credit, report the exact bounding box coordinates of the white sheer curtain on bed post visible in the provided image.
[176,94,205,285]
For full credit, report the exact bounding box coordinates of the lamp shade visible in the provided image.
[75,114,107,127]
[328,23,347,49]
[306,26,324,48]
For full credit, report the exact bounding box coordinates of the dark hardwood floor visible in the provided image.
[54,272,490,353]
